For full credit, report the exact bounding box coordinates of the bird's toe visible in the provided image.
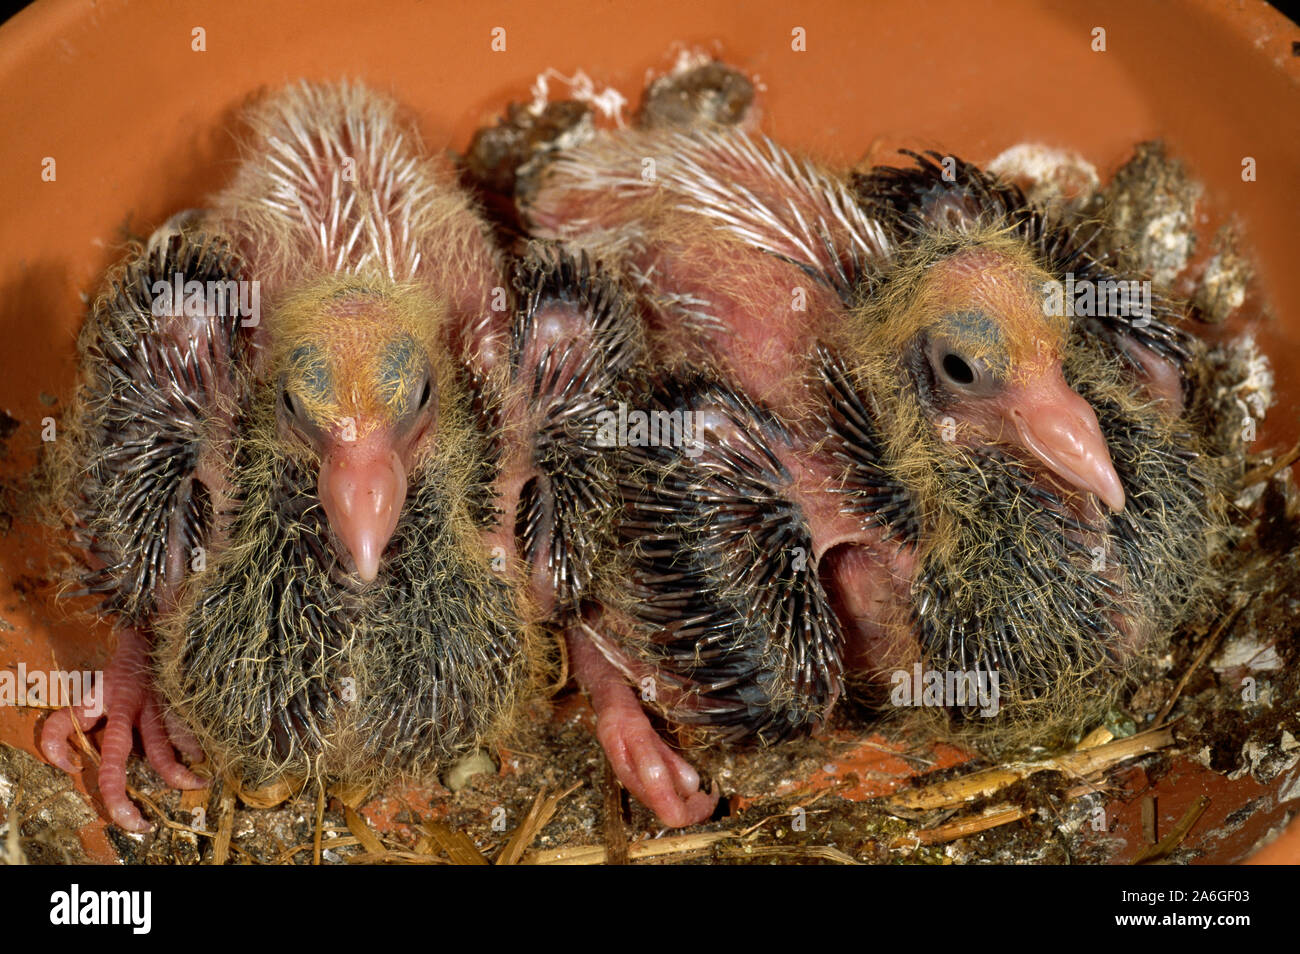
[597,715,717,828]
[39,706,87,775]
[162,707,205,762]
[97,703,150,832]
[140,696,208,791]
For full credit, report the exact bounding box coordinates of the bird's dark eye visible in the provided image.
[417,377,432,410]
[941,352,976,386]
[283,389,297,415]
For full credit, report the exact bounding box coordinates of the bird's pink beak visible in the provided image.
[1006,376,1126,513]
[318,434,408,582]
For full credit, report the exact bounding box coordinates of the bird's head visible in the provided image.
[272,277,444,581]
[867,232,1125,513]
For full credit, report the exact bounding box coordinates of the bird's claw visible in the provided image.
[596,714,719,828]
[39,700,95,775]
[567,622,720,827]
[139,696,208,791]
[38,628,207,833]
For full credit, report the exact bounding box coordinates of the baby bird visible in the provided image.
[841,152,1222,733]
[41,82,636,831]
[511,63,1225,826]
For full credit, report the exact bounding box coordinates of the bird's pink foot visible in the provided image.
[39,627,206,832]
[567,625,719,828]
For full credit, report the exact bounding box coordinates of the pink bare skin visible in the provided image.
[40,627,206,832]
[1124,339,1186,414]
[567,623,720,826]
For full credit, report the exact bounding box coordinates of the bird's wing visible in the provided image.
[853,149,1028,242]
[617,373,844,743]
[61,215,249,621]
[508,244,641,605]
[816,347,919,542]
[652,129,890,302]
[531,127,890,305]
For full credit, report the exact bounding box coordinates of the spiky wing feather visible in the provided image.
[648,129,890,301]
[214,81,497,327]
[510,246,641,604]
[65,223,247,622]
[616,375,844,742]
[536,128,890,312]
[853,150,1193,368]
[816,347,918,542]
